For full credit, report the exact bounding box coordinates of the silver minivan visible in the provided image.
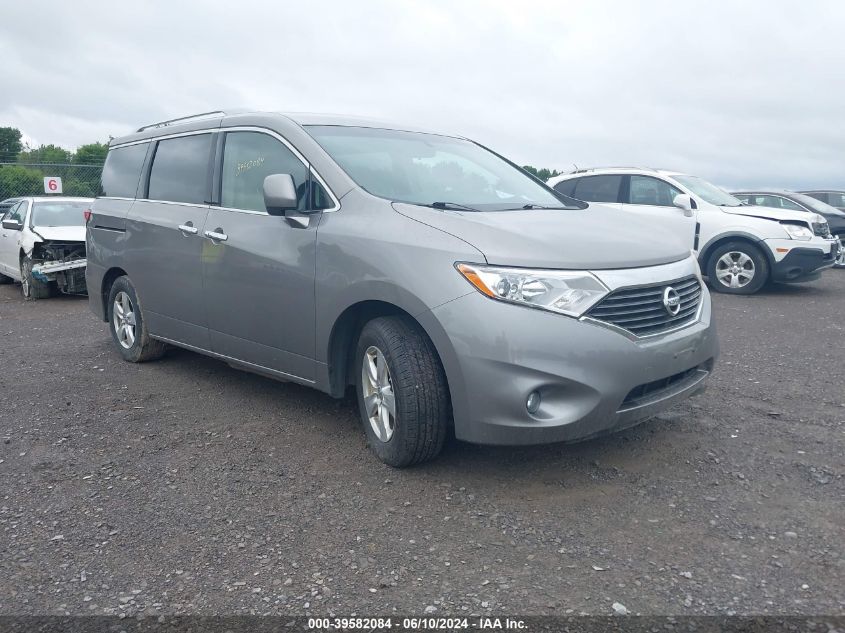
[87,110,718,466]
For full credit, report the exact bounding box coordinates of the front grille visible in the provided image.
[813,221,831,238]
[587,275,701,337]
[621,365,702,408]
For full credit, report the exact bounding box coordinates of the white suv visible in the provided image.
[547,168,839,294]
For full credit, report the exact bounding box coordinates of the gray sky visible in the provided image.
[1,0,843,189]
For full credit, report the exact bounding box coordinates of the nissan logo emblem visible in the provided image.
[663,286,681,316]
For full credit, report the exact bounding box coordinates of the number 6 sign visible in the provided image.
[44,177,63,194]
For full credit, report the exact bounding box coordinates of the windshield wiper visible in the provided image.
[429,201,481,212]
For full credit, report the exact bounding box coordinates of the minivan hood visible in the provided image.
[393,203,690,269]
[31,226,86,242]
[723,205,815,223]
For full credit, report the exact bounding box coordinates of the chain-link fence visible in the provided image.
[0,162,104,200]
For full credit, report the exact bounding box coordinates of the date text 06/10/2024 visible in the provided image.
[307,617,527,630]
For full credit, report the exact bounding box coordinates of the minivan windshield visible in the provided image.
[31,201,88,227]
[673,175,743,207]
[307,126,573,211]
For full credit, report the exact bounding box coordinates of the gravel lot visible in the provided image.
[1,273,843,617]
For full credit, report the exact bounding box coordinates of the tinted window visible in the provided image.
[31,201,89,227]
[553,179,577,196]
[221,132,309,212]
[148,134,212,204]
[803,192,829,204]
[573,175,622,203]
[628,175,682,206]
[99,143,149,198]
[827,192,845,208]
[789,192,844,215]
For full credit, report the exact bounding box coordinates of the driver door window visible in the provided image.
[7,201,26,224]
[628,176,682,207]
[221,132,309,213]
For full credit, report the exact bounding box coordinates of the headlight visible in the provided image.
[456,263,608,317]
[781,223,813,241]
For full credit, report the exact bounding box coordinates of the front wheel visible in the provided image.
[20,256,53,300]
[834,239,845,268]
[107,276,167,362]
[355,316,449,467]
[706,241,769,295]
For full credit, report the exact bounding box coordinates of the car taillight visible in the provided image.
[83,209,92,223]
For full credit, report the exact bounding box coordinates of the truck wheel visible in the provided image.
[706,241,769,295]
[835,238,845,268]
[107,276,167,362]
[20,256,53,300]
[0,272,12,285]
[355,316,449,467]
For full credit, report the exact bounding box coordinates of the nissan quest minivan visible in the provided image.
[87,111,718,466]
[548,168,840,294]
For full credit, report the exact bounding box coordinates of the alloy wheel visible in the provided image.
[113,291,137,349]
[361,345,396,442]
[715,251,755,289]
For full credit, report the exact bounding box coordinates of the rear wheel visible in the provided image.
[20,256,53,300]
[706,241,769,295]
[355,316,449,467]
[0,272,12,285]
[107,276,167,362]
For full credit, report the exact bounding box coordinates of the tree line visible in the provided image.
[0,126,108,199]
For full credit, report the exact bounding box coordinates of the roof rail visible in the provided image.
[567,165,659,174]
[137,111,226,132]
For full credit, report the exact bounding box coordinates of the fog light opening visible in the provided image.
[526,390,542,415]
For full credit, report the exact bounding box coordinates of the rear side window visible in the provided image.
[573,175,622,203]
[148,134,212,204]
[99,143,149,198]
[553,179,577,196]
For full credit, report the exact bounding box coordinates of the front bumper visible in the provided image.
[766,238,839,282]
[425,282,718,446]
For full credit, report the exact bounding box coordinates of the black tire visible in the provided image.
[355,316,449,467]
[107,276,167,362]
[706,241,769,295]
[20,256,53,300]
[0,272,12,285]
[834,238,845,269]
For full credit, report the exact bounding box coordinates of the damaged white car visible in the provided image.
[0,197,91,299]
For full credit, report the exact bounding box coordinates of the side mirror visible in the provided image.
[2,218,22,231]
[263,174,299,216]
[672,194,697,217]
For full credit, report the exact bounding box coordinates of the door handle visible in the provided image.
[204,229,228,242]
[178,223,198,236]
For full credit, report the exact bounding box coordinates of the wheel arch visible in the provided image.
[698,233,775,273]
[327,300,424,397]
[99,267,129,322]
